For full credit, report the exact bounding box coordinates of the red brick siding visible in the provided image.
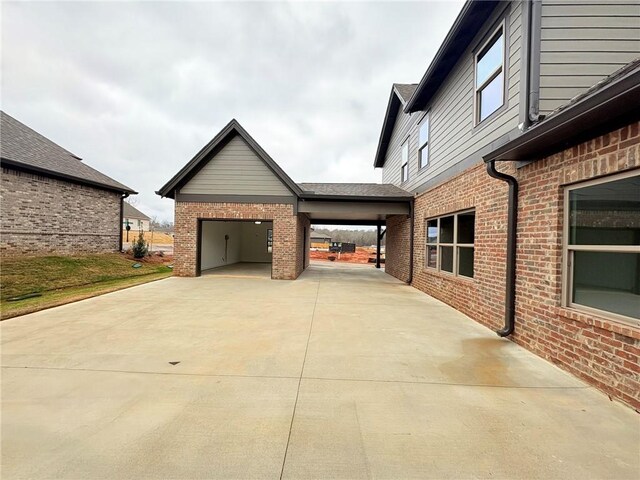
[296,214,311,275]
[411,122,640,410]
[174,201,304,280]
[0,167,121,256]
[385,214,411,282]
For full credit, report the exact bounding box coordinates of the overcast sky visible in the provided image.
[2,0,463,222]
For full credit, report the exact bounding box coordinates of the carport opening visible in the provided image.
[309,222,386,268]
[198,220,273,276]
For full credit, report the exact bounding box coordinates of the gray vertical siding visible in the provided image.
[382,2,524,193]
[180,134,293,196]
[539,0,640,114]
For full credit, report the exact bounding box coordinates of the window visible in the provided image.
[426,210,475,278]
[475,25,505,124]
[401,139,409,182]
[564,171,640,324]
[418,114,430,169]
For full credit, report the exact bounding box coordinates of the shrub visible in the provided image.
[132,231,149,259]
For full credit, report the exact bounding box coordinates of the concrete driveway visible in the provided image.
[2,262,638,479]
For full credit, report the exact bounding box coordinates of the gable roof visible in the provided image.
[299,182,412,201]
[123,202,151,220]
[156,119,302,199]
[373,84,418,168]
[0,111,136,194]
[484,58,640,163]
[404,0,499,113]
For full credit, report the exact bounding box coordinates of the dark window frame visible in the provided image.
[400,137,410,183]
[418,112,430,170]
[473,19,507,127]
[562,170,640,326]
[425,209,476,279]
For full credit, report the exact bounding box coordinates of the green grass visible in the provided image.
[1,253,173,319]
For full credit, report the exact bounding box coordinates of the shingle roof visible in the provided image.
[123,202,151,220]
[299,183,412,199]
[393,84,418,104]
[0,111,135,194]
[310,231,332,240]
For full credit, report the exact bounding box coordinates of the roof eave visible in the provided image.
[1,158,137,195]
[373,87,403,168]
[299,193,413,202]
[484,67,640,163]
[404,0,499,113]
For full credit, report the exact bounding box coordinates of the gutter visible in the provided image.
[408,198,414,284]
[528,0,542,123]
[485,160,518,337]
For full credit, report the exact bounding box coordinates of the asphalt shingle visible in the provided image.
[0,111,135,193]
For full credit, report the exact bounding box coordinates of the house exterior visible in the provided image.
[160,0,639,409]
[310,231,332,248]
[375,0,639,409]
[157,120,411,279]
[123,202,151,232]
[1,111,136,256]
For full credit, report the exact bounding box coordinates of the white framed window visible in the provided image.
[474,23,505,124]
[401,139,409,182]
[426,210,475,278]
[418,114,430,169]
[563,170,640,325]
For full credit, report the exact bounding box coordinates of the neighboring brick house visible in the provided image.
[123,202,151,232]
[374,0,639,409]
[1,111,136,256]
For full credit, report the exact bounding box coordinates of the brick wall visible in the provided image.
[0,167,121,256]
[411,122,640,410]
[296,213,311,276]
[174,201,305,280]
[385,214,411,282]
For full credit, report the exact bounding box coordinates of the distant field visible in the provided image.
[122,230,174,244]
[1,253,173,319]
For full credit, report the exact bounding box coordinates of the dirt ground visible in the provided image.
[310,247,382,265]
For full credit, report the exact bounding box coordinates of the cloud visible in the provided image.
[1,0,463,222]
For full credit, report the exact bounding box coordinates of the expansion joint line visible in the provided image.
[279,279,321,480]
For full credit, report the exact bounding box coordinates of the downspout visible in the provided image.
[119,193,129,252]
[485,160,518,337]
[408,198,414,284]
[528,0,542,124]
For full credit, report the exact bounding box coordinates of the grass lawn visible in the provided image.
[1,253,173,320]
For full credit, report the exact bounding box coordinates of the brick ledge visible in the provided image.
[557,307,640,340]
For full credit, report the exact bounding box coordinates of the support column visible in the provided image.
[376,221,382,269]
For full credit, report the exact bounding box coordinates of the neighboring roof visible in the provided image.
[0,111,136,194]
[404,0,499,113]
[156,119,303,199]
[123,202,151,220]
[373,84,418,168]
[310,231,332,240]
[299,183,412,201]
[484,58,640,163]
[393,84,418,104]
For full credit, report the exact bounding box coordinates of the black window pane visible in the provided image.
[440,246,453,272]
[479,71,504,121]
[457,212,475,244]
[569,175,640,246]
[458,247,474,278]
[476,32,503,88]
[572,251,640,319]
[427,246,437,268]
[427,220,438,243]
[440,216,454,243]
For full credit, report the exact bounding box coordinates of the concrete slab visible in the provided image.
[2,262,638,479]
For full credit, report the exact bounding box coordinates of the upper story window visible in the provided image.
[401,139,409,182]
[563,171,640,325]
[418,114,430,169]
[475,25,505,124]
